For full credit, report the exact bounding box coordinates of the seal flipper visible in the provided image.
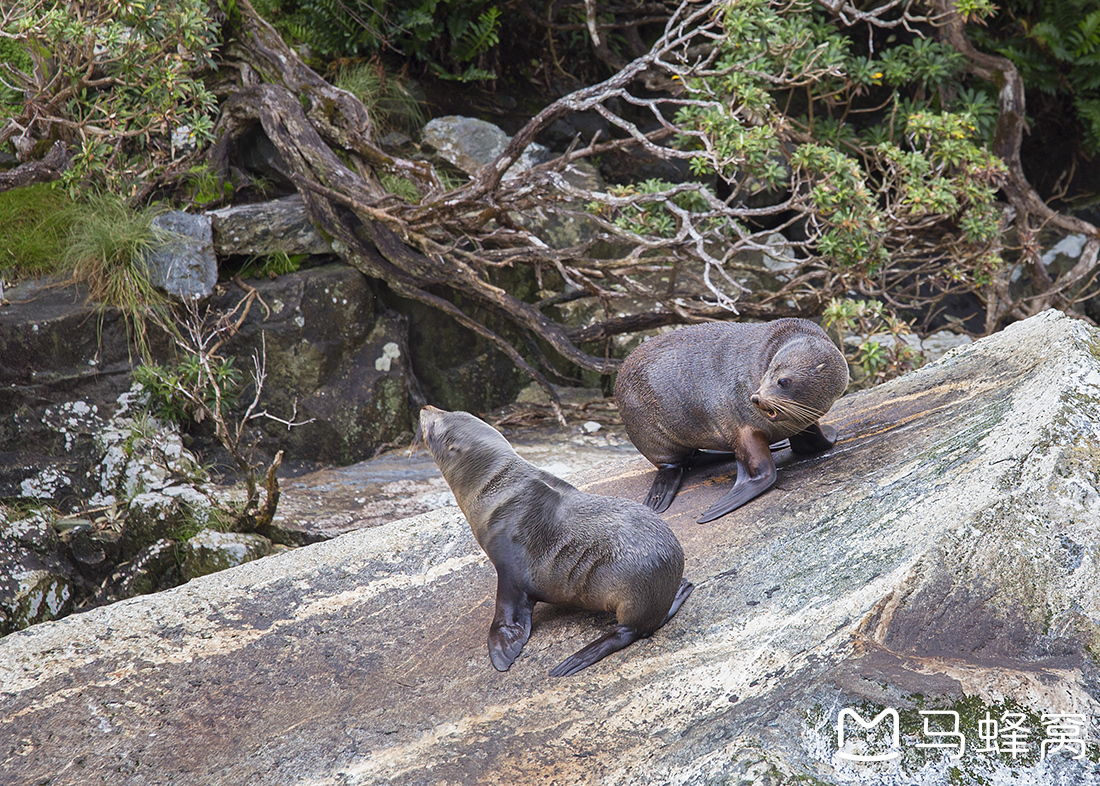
[788,422,837,455]
[644,464,683,513]
[487,571,535,671]
[697,430,776,523]
[549,625,641,677]
[549,578,695,677]
[662,578,694,624]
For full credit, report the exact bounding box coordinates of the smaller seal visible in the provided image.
[615,318,849,522]
[419,406,693,677]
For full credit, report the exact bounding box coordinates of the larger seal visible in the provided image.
[615,318,849,523]
[419,406,693,677]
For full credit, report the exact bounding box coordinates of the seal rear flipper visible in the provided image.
[487,576,535,671]
[548,625,642,678]
[788,422,837,454]
[645,464,683,513]
[662,578,694,625]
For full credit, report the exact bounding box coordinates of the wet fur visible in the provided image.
[615,318,849,521]
[420,406,692,677]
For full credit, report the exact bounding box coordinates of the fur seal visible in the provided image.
[419,406,693,677]
[615,318,849,523]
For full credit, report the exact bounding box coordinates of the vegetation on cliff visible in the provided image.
[1,0,1098,393]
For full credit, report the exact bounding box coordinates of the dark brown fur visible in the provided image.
[615,318,849,521]
[419,406,693,676]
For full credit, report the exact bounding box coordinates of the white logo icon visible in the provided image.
[837,707,902,762]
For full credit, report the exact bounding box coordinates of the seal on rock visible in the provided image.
[614,318,849,523]
[419,406,693,677]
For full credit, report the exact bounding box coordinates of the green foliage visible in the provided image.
[379,172,422,203]
[135,356,243,426]
[61,193,168,346]
[594,179,712,238]
[0,37,31,117]
[822,298,925,387]
[975,0,1100,153]
[3,0,220,194]
[334,62,426,133]
[238,251,302,279]
[255,0,501,80]
[666,0,1008,310]
[0,184,73,279]
[184,164,235,209]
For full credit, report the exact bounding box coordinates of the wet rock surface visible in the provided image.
[271,413,639,542]
[3,310,1100,785]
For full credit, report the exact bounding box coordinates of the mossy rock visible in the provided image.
[181,530,273,581]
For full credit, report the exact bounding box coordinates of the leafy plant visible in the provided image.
[823,298,925,387]
[142,301,314,535]
[974,0,1100,154]
[658,0,1010,330]
[253,0,502,80]
[135,356,243,426]
[238,251,303,279]
[1,0,220,195]
[594,179,713,239]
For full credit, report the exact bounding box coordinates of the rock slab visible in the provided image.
[2,310,1100,785]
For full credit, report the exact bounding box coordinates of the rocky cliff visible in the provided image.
[1,310,1099,785]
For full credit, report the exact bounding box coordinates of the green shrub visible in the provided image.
[253,0,501,79]
[974,0,1100,154]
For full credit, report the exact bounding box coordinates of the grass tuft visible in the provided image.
[334,62,425,134]
[61,193,167,312]
[0,183,73,280]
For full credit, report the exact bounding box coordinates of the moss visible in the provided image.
[0,184,73,279]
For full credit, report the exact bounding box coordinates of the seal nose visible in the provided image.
[750,394,761,406]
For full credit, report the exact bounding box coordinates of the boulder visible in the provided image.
[421,115,551,178]
[1,310,1099,785]
[180,530,272,581]
[0,511,76,636]
[0,278,162,506]
[145,211,218,299]
[210,263,414,464]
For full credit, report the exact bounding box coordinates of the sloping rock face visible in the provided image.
[1,310,1099,785]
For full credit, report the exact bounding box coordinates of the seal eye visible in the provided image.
[778,377,792,390]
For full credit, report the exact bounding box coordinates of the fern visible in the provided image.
[1075,97,1100,154]
[452,6,501,63]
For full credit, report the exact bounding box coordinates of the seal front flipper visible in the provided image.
[788,422,837,455]
[697,430,776,523]
[487,572,535,671]
[644,464,683,513]
[548,625,643,677]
